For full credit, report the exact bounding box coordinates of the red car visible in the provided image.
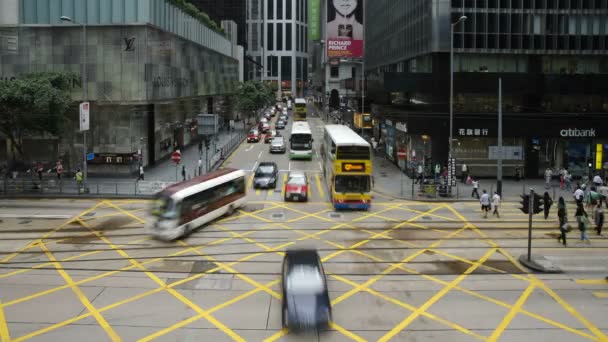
[260,123,270,133]
[264,131,276,143]
[247,129,261,143]
[284,171,308,202]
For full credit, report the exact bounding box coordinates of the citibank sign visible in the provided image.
[560,128,596,138]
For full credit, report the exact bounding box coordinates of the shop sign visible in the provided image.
[88,153,137,165]
[560,128,596,138]
[341,162,365,172]
[447,158,456,187]
[395,122,407,133]
[458,128,489,137]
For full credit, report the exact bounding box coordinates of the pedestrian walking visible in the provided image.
[461,163,468,183]
[559,167,566,189]
[544,167,553,189]
[586,187,601,217]
[471,178,480,199]
[480,190,491,218]
[492,191,501,218]
[575,205,590,243]
[593,174,603,188]
[514,167,521,181]
[594,203,604,235]
[564,170,572,191]
[198,140,203,155]
[36,162,43,182]
[198,158,203,176]
[137,164,144,181]
[434,164,441,183]
[56,161,64,181]
[598,183,608,206]
[181,165,186,181]
[557,197,568,246]
[543,192,553,220]
[74,169,83,190]
[574,185,585,205]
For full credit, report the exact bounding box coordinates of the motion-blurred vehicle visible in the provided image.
[247,129,261,143]
[261,122,271,133]
[279,114,288,121]
[276,120,287,130]
[284,171,308,202]
[253,162,278,189]
[264,130,276,143]
[270,136,286,154]
[281,249,331,332]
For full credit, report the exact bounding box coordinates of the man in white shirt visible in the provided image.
[461,163,468,183]
[492,192,501,218]
[593,174,603,188]
[574,186,585,204]
[480,190,491,218]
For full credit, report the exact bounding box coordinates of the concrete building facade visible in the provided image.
[0,0,239,175]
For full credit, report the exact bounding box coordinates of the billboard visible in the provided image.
[308,0,321,41]
[326,0,364,59]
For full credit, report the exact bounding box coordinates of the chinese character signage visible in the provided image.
[447,158,456,187]
[326,0,364,58]
[458,128,489,137]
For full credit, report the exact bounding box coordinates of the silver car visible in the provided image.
[270,136,286,154]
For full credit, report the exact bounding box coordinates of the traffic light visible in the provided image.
[533,193,544,214]
[519,194,530,214]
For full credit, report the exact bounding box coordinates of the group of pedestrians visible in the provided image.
[479,189,501,218]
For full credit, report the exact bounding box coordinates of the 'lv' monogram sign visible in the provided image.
[124,37,135,51]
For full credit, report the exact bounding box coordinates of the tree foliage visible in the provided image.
[167,0,225,35]
[235,81,275,114]
[0,71,77,159]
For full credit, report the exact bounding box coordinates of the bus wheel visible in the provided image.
[226,204,235,216]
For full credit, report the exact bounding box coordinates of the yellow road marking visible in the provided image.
[487,284,536,341]
[352,202,403,222]
[281,173,287,198]
[330,323,367,342]
[218,203,281,223]
[263,329,288,342]
[286,209,332,223]
[39,243,121,342]
[378,247,497,342]
[78,212,244,342]
[315,174,324,199]
[233,208,273,223]
[275,203,333,222]
[593,292,608,298]
[0,200,105,263]
[0,300,10,342]
[247,173,254,189]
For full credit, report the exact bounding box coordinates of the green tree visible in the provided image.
[235,81,275,115]
[0,71,76,159]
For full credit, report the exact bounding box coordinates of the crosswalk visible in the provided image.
[244,171,328,201]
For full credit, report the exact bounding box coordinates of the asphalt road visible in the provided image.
[0,107,608,342]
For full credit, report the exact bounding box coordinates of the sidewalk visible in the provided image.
[0,123,249,197]
[371,152,577,202]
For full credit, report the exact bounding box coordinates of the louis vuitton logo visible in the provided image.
[124,37,135,51]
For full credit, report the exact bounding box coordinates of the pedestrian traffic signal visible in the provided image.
[533,194,544,214]
[519,194,530,214]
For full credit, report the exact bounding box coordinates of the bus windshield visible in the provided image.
[334,175,371,193]
[152,196,178,220]
[291,134,312,150]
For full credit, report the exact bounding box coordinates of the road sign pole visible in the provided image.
[175,164,178,182]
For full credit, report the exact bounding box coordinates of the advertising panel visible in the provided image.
[308,0,321,41]
[326,0,364,59]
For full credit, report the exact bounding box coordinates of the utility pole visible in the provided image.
[497,78,503,196]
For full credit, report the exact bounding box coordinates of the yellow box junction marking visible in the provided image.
[0,300,10,342]
[315,174,325,198]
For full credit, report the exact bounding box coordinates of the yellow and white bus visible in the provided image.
[294,98,307,121]
[321,125,372,210]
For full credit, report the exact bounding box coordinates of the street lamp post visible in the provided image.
[61,15,88,190]
[449,15,467,160]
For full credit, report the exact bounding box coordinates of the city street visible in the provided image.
[0,110,607,342]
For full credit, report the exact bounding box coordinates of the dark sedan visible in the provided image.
[281,249,332,333]
[276,120,286,130]
[253,162,278,189]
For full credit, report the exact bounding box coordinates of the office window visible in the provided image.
[304,0,307,22]
[286,23,292,50]
[268,56,278,77]
[268,23,274,50]
[277,23,283,50]
[282,56,291,81]
[297,57,302,79]
[330,66,339,78]
[268,0,274,20]
[286,0,292,19]
[277,0,283,19]
[296,24,300,52]
[296,0,300,21]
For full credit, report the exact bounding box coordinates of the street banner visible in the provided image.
[326,0,364,58]
[308,0,321,41]
[79,102,90,131]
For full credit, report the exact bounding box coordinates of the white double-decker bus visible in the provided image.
[289,121,314,160]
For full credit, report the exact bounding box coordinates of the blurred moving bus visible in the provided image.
[294,98,307,121]
[148,168,246,240]
[290,121,314,160]
[321,125,372,210]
